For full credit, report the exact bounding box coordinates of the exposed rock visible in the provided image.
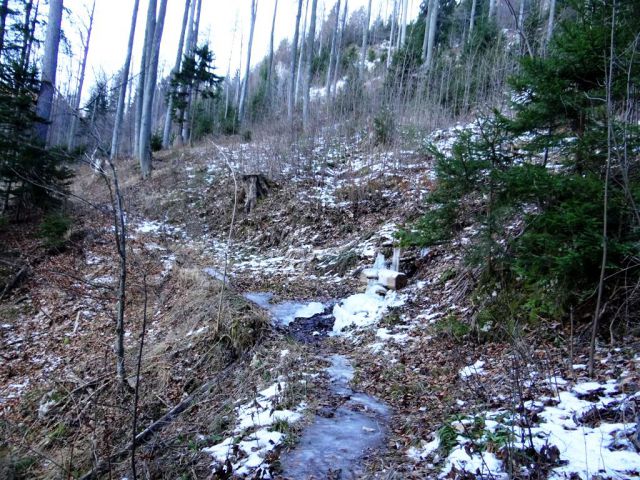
[377,269,408,290]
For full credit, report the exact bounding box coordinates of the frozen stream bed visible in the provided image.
[243,292,336,342]
[280,355,390,479]
[243,292,392,478]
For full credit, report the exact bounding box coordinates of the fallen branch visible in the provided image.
[78,358,242,480]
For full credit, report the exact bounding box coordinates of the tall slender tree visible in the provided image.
[111,0,140,159]
[288,0,304,124]
[266,0,279,99]
[139,0,168,178]
[325,0,341,96]
[331,0,348,97]
[545,0,556,53]
[0,0,10,57]
[425,0,439,70]
[180,0,202,145]
[162,0,191,148]
[68,0,95,150]
[296,0,310,105]
[238,0,258,123]
[359,0,372,78]
[302,0,318,129]
[35,0,63,144]
[468,0,477,43]
[134,0,157,158]
[387,0,397,67]
[400,0,408,45]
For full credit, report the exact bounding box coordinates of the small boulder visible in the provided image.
[377,269,408,290]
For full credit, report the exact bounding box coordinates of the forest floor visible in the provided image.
[1,129,639,479]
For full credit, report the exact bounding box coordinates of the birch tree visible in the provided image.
[489,0,496,19]
[35,0,63,144]
[68,0,95,151]
[139,0,168,178]
[162,0,191,148]
[387,0,397,67]
[302,0,318,129]
[288,0,304,124]
[325,0,341,96]
[239,0,258,123]
[359,0,372,78]
[110,0,140,159]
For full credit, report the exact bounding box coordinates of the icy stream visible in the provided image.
[280,355,390,479]
[242,292,392,478]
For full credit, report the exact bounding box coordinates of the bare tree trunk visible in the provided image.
[518,0,525,29]
[331,0,348,97]
[545,0,556,53]
[266,0,279,100]
[296,0,310,106]
[589,0,615,377]
[421,1,430,60]
[139,0,168,178]
[425,0,439,70]
[325,0,340,96]
[111,0,140,160]
[302,0,318,130]
[68,0,95,151]
[387,0,397,67]
[0,0,9,57]
[400,0,408,45]
[135,0,156,158]
[239,0,258,123]
[489,0,496,19]
[288,0,304,124]
[359,0,372,78]
[468,0,477,43]
[162,0,191,149]
[180,0,202,145]
[35,0,63,144]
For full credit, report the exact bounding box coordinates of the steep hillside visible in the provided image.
[2,127,638,479]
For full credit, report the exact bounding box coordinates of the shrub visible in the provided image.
[373,107,394,146]
[150,132,163,152]
[38,213,72,249]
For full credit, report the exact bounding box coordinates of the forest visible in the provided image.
[1,0,639,479]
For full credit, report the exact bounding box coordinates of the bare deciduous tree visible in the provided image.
[303,0,318,130]
[162,0,191,149]
[139,0,168,178]
[35,0,64,144]
[359,0,372,78]
[288,0,304,124]
[68,0,96,151]
[110,0,141,160]
[239,0,258,123]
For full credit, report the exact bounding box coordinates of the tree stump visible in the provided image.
[241,174,274,213]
